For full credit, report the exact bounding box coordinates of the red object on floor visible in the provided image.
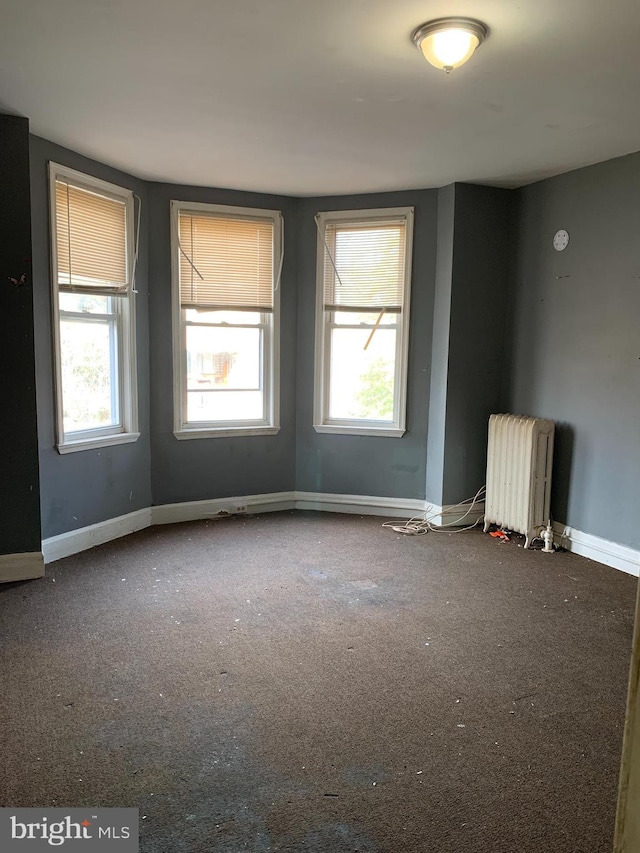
[490,530,510,542]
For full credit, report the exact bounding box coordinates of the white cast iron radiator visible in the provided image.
[484,414,555,548]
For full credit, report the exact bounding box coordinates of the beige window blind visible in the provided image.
[55,180,129,293]
[179,212,274,311]
[323,221,406,312]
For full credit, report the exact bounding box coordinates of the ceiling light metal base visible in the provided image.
[411,17,488,48]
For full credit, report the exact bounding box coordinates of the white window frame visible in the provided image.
[170,200,281,439]
[313,207,414,437]
[48,163,139,454]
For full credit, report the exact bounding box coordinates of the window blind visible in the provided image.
[323,220,406,312]
[179,212,274,311]
[55,180,128,293]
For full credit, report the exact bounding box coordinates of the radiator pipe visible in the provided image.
[542,521,555,553]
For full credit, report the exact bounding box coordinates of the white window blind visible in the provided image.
[55,180,129,293]
[323,220,407,313]
[179,212,274,311]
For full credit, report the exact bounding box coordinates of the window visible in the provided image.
[48,163,139,453]
[171,201,282,438]
[314,207,414,436]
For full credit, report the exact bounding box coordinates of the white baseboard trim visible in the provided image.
[294,491,425,518]
[42,508,152,564]
[42,492,421,563]
[0,551,45,583]
[152,491,423,525]
[151,491,296,526]
[39,493,640,580]
[553,521,640,577]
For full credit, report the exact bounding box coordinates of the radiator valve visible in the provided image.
[542,521,555,553]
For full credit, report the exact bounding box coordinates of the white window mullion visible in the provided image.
[180,309,189,430]
[110,312,120,428]
[392,313,403,426]
[323,311,332,424]
[260,322,267,423]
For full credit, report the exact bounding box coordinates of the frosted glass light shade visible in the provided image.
[412,18,488,73]
[421,29,478,69]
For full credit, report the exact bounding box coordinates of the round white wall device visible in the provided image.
[553,229,569,251]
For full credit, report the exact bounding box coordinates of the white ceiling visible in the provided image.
[2,0,640,196]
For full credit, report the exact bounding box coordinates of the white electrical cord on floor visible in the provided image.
[382,485,487,536]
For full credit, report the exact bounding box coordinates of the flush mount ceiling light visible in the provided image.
[412,17,488,73]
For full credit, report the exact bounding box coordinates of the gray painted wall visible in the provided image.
[295,191,437,500]
[25,130,640,558]
[505,153,640,550]
[426,184,512,507]
[0,116,41,554]
[441,184,512,505]
[425,185,456,507]
[30,136,151,539]
[148,183,298,506]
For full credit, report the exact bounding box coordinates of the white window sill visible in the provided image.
[57,431,140,455]
[313,424,405,438]
[174,426,280,440]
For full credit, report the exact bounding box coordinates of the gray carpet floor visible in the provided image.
[1,511,637,852]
